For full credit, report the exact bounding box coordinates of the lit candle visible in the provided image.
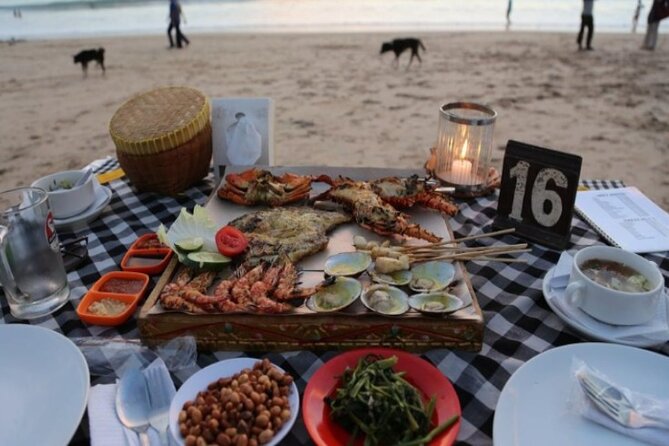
[450,158,473,182]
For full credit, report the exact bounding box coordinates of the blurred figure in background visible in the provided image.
[643,0,669,49]
[577,0,595,50]
[632,1,643,33]
[506,0,512,30]
[167,0,190,49]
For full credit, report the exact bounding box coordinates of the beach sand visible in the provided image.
[1,31,668,209]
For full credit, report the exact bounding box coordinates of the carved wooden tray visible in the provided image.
[138,166,484,352]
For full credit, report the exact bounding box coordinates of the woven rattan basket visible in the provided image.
[110,86,212,195]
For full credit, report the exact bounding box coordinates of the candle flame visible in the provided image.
[459,140,468,159]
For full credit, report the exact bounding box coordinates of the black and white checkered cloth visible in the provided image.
[1,159,667,446]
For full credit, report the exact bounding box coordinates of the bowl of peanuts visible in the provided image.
[169,357,299,446]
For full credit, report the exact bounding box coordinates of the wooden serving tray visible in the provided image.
[138,166,484,352]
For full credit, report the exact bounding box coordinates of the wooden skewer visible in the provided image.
[407,243,528,255]
[408,248,531,263]
[399,228,517,251]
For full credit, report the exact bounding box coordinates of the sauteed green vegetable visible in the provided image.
[327,354,459,446]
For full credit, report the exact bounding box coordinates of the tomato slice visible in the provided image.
[215,226,248,257]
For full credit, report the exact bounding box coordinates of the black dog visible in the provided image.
[380,38,426,67]
[73,48,105,77]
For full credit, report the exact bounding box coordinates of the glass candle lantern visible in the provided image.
[434,102,497,194]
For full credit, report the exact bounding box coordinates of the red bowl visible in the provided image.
[302,348,461,446]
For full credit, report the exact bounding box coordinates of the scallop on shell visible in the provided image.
[369,269,413,286]
[324,252,372,277]
[409,261,455,293]
[361,284,409,316]
[408,292,464,315]
[306,277,362,313]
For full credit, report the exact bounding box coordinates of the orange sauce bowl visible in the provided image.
[121,234,173,275]
[77,271,150,326]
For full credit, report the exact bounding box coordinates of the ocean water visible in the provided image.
[0,0,653,40]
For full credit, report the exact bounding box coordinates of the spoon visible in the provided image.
[74,168,93,187]
[115,367,152,446]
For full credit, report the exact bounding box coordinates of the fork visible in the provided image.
[145,365,176,445]
[577,371,669,430]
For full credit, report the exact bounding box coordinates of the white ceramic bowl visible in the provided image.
[31,170,96,219]
[169,358,299,446]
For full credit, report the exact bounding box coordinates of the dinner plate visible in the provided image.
[0,324,90,446]
[168,358,299,446]
[493,342,669,446]
[54,182,112,230]
[303,348,461,446]
[543,266,669,348]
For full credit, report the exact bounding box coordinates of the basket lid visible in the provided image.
[109,86,210,156]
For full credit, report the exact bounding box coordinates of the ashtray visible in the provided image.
[120,233,173,275]
[76,271,149,326]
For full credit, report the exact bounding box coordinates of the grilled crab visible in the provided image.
[314,176,441,242]
[217,168,313,206]
[370,175,458,216]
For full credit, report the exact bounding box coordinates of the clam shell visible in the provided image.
[409,261,455,293]
[324,252,372,277]
[306,277,362,313]
[361,284,409,316]
[408,292,464,315]
[370,269,413,286]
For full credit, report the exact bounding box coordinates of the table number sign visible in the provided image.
[494,140,582,249]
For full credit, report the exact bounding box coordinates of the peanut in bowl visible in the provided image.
[168,358,299,446]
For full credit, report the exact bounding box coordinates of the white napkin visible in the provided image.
[88,359,175,446]
[582,389,669,446]
[547,252,669,343]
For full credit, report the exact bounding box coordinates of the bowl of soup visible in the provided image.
[566,246,664,325]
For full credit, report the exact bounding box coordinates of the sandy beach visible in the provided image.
[1,31,668,209]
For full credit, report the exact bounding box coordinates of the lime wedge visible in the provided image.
[184,251,231,271]
[175,237,204,252]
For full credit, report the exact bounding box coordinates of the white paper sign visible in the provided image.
[211,98,274,182]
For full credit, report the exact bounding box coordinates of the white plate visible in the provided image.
[0,324,90,446]
[543,267,669,348]
[54,183,112,230]
[169,358,299,446]
[494,343,669,446]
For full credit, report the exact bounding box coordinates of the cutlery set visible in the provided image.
[116,366,173,446]
[577,370,669,430]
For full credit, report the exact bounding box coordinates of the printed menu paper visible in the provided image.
[575,187,669,253]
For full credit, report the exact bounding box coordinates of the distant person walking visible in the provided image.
[167,0,190,49]
[632,1,644,33]
[577,0,595,50]
[506,0,513,29]
[643,0,669,49]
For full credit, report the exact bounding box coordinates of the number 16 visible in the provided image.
[509,162,567,227]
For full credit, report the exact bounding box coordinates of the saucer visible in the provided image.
[543,267,669,348]
[54,184,112,231]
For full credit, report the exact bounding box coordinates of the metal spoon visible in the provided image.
[116,367,152,446]
[74,168,93,187]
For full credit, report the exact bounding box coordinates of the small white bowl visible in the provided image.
[32,170,96,219]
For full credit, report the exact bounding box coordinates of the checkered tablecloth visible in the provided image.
[1,159,668,446]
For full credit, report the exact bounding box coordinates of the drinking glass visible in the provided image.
[0,187,69,319]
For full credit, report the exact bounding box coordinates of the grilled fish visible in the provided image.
[228,207,351,264]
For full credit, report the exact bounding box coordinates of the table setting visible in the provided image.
[1,87,669,446]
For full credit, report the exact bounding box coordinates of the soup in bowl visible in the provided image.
[566,246,664,325]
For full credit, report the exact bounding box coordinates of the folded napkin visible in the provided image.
[573,361,669,446]
[582,398,669,446]
[547,252,669,344]
[88,358,175,446]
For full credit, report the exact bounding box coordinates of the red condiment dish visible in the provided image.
[121,233,173,275]
[77,271,150,326]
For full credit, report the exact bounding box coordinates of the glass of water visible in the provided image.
[0,187,70,319]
